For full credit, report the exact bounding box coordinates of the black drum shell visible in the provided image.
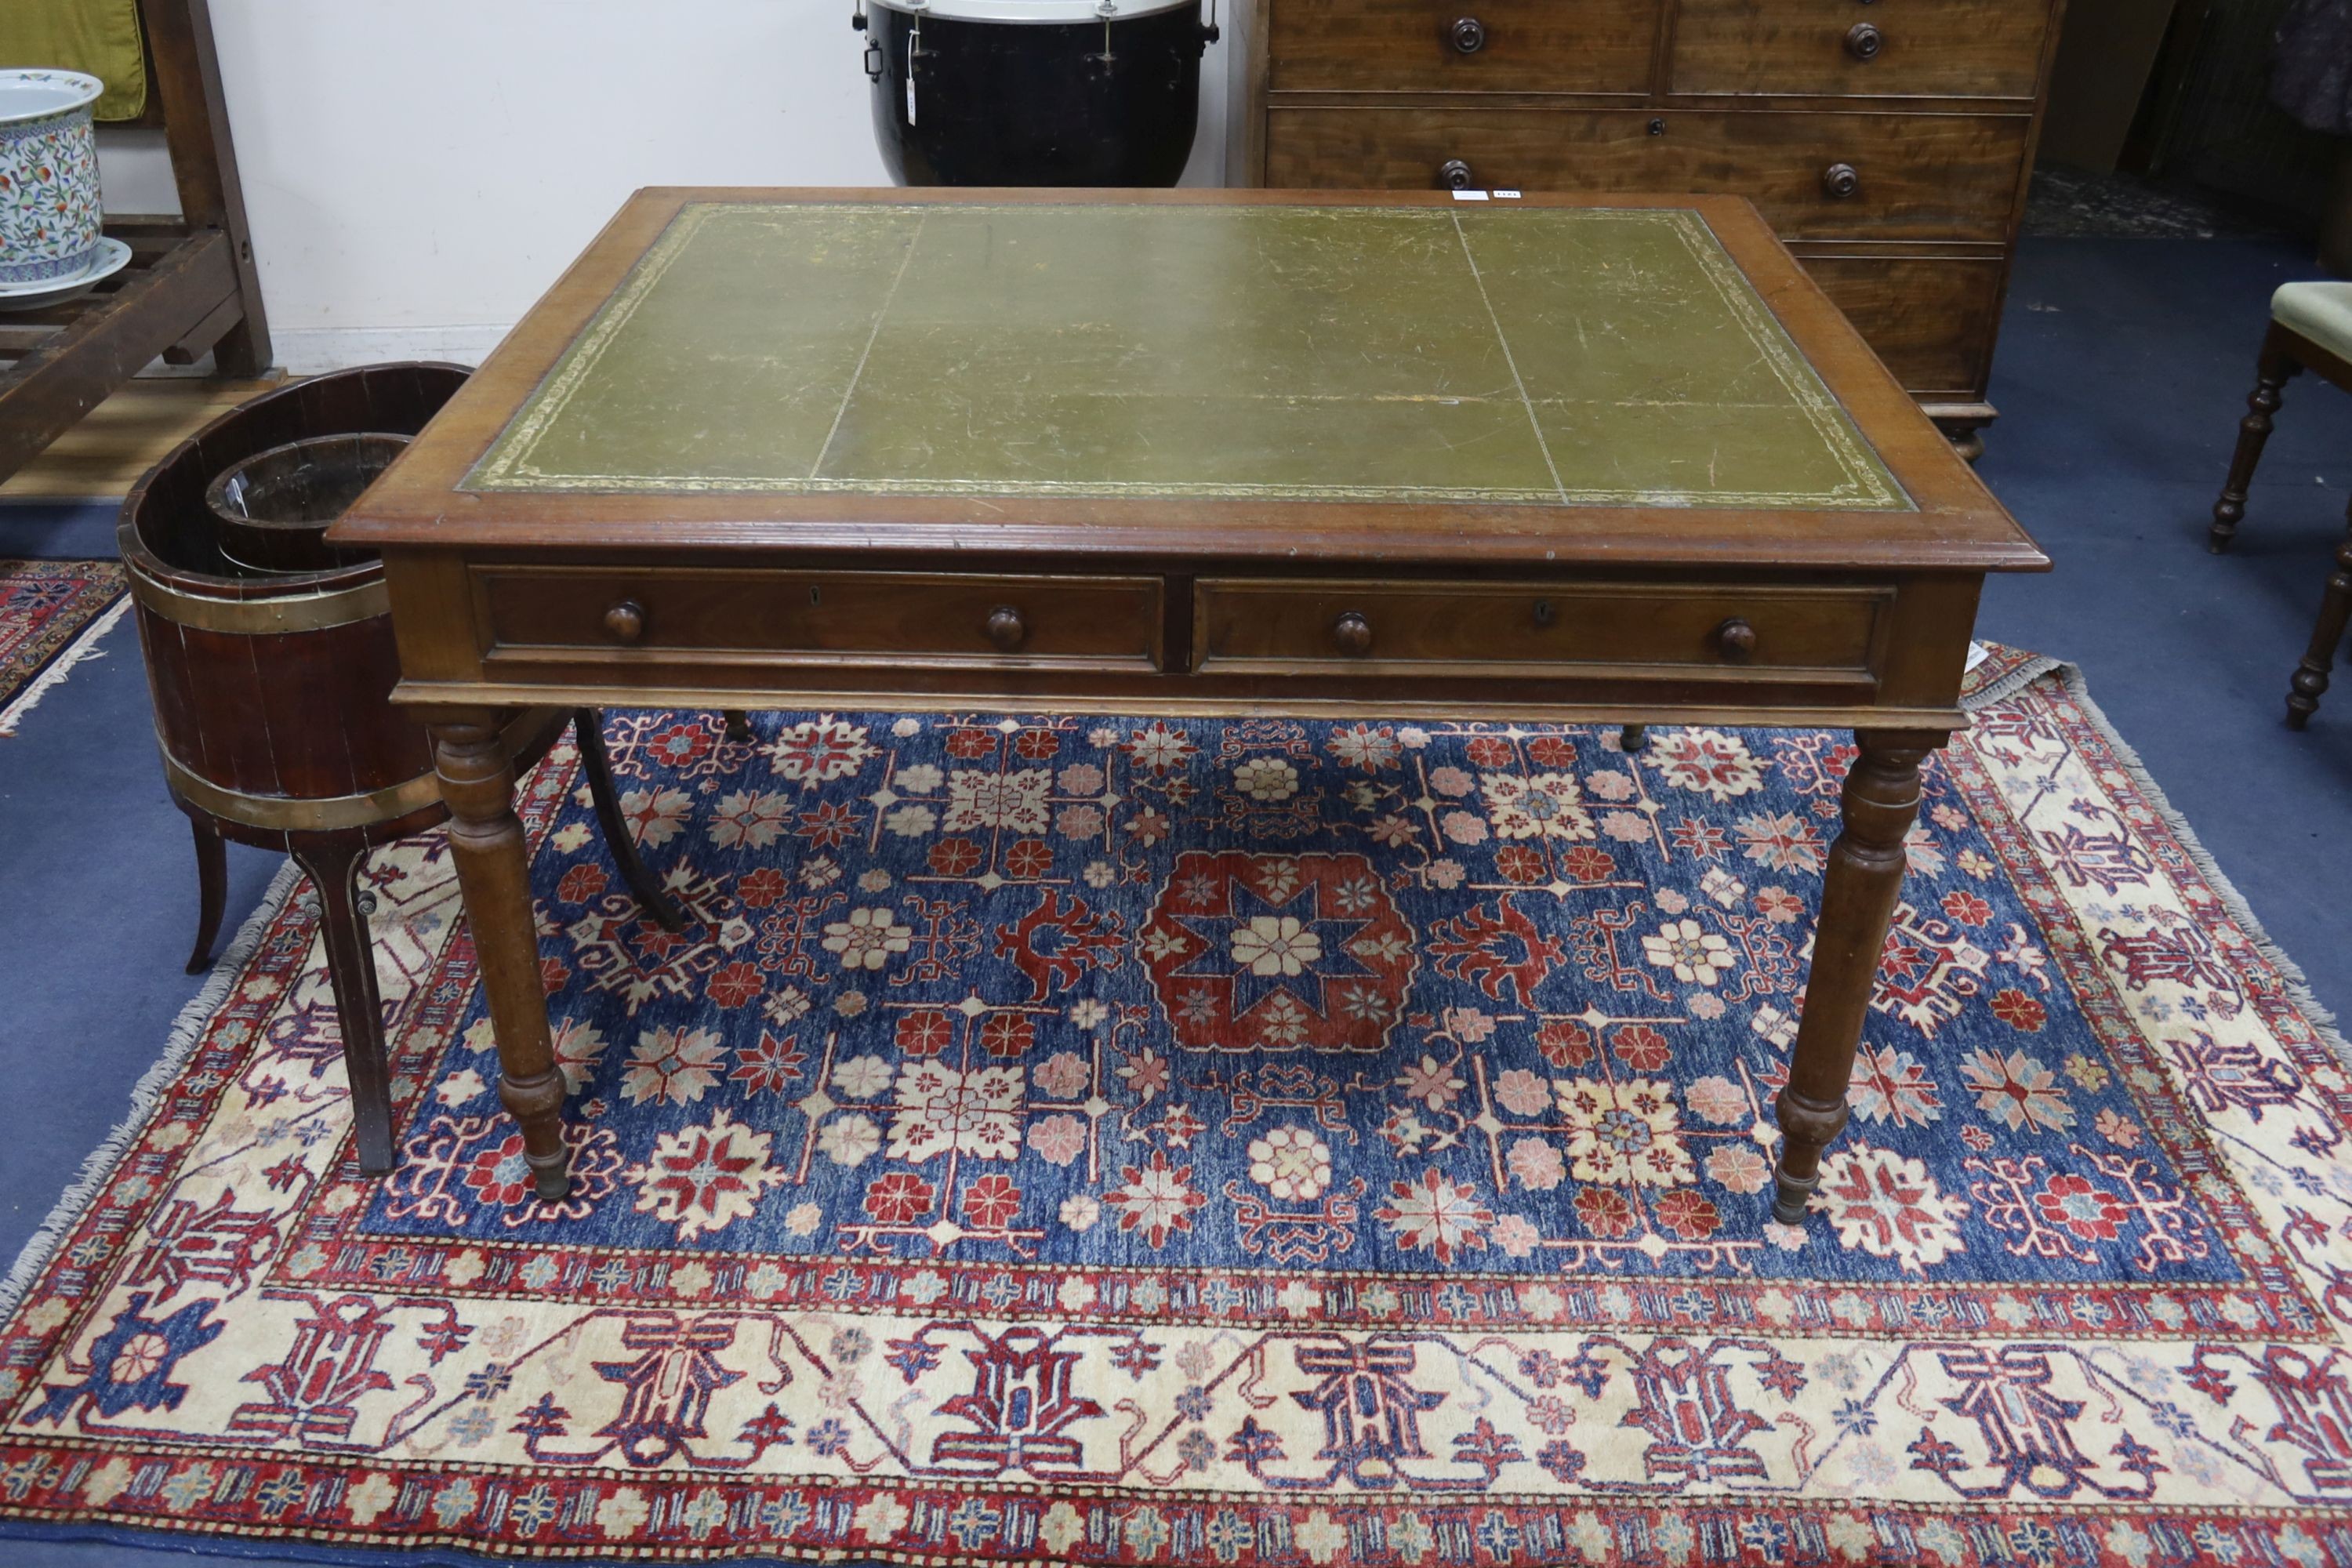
[867,5,1205,187]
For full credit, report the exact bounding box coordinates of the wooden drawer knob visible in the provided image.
[986,604,1027,650]
[603,598,646,644]
[1333,611,1374,655]
[1438,158,1476,191]
[1822,162,1860,199]
[1716,617,1758,663]
[1845,21,1882,60]
[1449,16,1486,53]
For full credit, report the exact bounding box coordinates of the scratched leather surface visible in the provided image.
[469,201,1909,510]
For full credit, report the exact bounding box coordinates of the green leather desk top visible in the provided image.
[467,201,1909,512]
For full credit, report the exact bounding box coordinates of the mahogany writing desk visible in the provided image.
[332,187,2048,1221]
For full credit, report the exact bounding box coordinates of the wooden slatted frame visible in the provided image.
[0,0,271,483]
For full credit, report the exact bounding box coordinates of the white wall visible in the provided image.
[100,1,1230,372]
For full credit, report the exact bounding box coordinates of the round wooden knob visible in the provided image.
[1845,21,1882,59]
[1438,158,1476,191]
[1450,16,1486,53]
[1647,117,1666,136]
[1821,162,1860,199]
[986,605,1026,650]
[603,599,646,644]
[1333,612,1374,656]
[1716,618,1758,663]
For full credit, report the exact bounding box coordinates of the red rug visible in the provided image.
[0,647,2345,1568]
[0,557,126,737]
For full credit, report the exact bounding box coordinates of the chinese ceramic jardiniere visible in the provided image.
[0,71,105,288]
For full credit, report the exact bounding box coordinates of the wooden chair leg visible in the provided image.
[184,817,228,975]
[2288,501,2352,730]
[2211,326,2302,554]
[574,710,684,931]
[723,710,753,743]
[292,838,396,1176]
[1619,723,1649,753]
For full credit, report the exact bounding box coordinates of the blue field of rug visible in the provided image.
[0,658,2346,1566]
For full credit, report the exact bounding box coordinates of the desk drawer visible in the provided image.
[476,568,1165,671]
[1671,0,2051,100]
[1263,108,2031,241]
[1268,0,1658,94]
[1196,579,1889,677]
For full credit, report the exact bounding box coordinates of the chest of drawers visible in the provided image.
[1223,0,2069,455]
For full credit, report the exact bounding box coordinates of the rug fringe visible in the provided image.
[2042,659,2345,1048]
[0,859,301,1324]
[0,591,128,737]
[1960,648,2067,713]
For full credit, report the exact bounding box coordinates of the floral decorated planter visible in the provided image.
[0,71,104,289]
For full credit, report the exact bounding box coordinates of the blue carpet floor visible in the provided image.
[0,233,2348,1567]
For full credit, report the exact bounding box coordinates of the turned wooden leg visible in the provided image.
[2288,500,2352,730]
[293,837,396,1174]
[2211,327,2301,554]
[1618,723,1649,753]
[574,709,684,931]
[433,715,572,1201]
[1773,729,1942,1224]
[184,817,228,975]
[723,710,753,744]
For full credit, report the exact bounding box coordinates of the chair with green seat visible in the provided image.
[2208,281,2352,728]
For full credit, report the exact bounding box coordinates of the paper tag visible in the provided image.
[906,72,917,126]
[1493,189,1523,199]
[1450,189,1490,201]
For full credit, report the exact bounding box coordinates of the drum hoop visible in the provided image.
[867,0,1197,22]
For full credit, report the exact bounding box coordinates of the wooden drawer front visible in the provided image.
[1798,252,2005,398]
[1196,579,1888,677]
[1268,0,1659,94]
[477,568,1165,671]
[1671,0,2052,100]
[1264,108,2030,241]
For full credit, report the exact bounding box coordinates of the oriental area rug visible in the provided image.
[2,647,2350,1567]
[0,557,125,736]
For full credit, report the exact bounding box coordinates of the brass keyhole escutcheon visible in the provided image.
[986,604,1027,650]
[1333,612,1374,655]
[604,599,646,644]
[1532,597,1556,628]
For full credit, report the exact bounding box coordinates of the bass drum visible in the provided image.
[860,0,1212,187]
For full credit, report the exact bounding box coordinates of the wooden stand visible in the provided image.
[0,0,272,483]
[123,369,678,1177]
